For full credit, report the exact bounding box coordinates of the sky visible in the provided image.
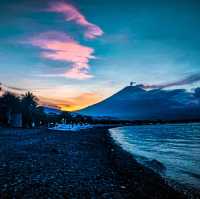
[0,0,200,111]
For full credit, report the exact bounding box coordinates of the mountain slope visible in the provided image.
[43,106,62,115]
[78,85,200,120]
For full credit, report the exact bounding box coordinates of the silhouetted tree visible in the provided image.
[21,92,38,127]
[0,92,21,126]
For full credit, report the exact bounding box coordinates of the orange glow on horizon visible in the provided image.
[60,105,83,112]
[38,92,103,112]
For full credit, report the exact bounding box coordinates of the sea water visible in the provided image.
[109,123,200,189]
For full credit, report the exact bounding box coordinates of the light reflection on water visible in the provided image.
[109,123,200,189]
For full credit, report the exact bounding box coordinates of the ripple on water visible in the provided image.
[109,123,200,190]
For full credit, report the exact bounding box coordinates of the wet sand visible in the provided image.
[0,127,185,198]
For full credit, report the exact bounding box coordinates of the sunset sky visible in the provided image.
[0,0,200,111]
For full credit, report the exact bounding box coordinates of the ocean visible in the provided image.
[109,123,200,190]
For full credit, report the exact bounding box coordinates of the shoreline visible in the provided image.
[107,127,200,198]
[103,127,186,198]
[108,125,200,198]
[0,127,187,198]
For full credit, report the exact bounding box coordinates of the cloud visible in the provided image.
[48,1,103,39]
[0,82,31,92]
[0,82,52,94]
[143,73,200,89]
[27,31,95,80]
[64,67,93,80]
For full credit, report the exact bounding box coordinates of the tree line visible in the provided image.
[0,91,98,128]
[0,91,135,128]
[0,91,47,127]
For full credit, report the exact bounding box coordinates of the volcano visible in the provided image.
[78,85,200,120]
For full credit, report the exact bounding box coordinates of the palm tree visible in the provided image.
[21,92,38,127]
[0,92,21,126]
[21,92,38,107]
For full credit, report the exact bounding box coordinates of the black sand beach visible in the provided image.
[0,127,186,199]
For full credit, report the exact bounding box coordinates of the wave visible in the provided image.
[109,124,200,190]
[183,171,200,180]
[143,159,166,174]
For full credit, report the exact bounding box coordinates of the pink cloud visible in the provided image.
[28,31,95,79]
[65,67,93,80]
[48,2,103,39]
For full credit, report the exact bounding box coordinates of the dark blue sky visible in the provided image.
[0,0,200,110]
